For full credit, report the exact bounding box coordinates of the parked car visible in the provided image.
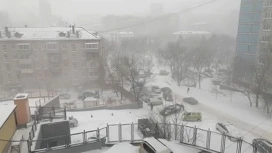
[160,104,184,116]
[183,97,198,105]
[139,137,172,153]
[216,122,243,142]
[148,97,163,106]
[183,112,202,122]
[69,116,78,128]
[159,70,169,76]
[161,87,172,95]
[59,93,71,99]
[78,91,99,100]
[202,72,213,78]
[152,86,161,94]
[253,139,272,153]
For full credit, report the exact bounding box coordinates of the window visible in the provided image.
[88,71,98,77]
[4,54,8,61]
[47,42,58,50]
[251,24,260,32]
[237,44,248,53]
[250,34,258,44]
[241,3,253,13]
[32,43,38,50]
[89,61,97,68]
[20,64,32,69]
[72,62,77,70]
[254,2,263,12]
[72,53,76,61]
[8,73,12,82]
[12,44,16,50]
[238,24,251,33]
[237,34,250,43]
[19,53,31,59]
[3,44,7,50]
[6,64,11,71]
[262,36,270,42]
[264,12,271,18]
[71,44,76,51]
[249,45,257,54]
[263,24,271,31]
[62,44,67,50]
[143,143,155,153]
[240,14,251,22]
[17,43,30,50]
[85,43,99,49]
[266,0,272,6]
[253,13,261,22]
[80,43,84,49]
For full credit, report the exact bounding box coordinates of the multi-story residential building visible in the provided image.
[235,0,264,81]
[0,26,103,90]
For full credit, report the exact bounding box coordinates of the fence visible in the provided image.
[36,106,67,122]
[154,123,254,153]
[25,122,256,153]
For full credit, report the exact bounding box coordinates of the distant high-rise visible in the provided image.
[39,0,52,26]
[234,0,264,81]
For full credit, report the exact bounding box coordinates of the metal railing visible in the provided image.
[27,122,255,153]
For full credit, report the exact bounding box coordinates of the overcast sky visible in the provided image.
[0,0,240,25]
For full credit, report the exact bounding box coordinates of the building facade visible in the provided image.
[0,27,103,90]
[235,0,264,81]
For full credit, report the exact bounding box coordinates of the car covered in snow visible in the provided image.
[59,93,71,99]
[139,137,173,153]
[183,97,198,105]
[253,139,272,153]
[152,86,161,94]
[182,112,202,122]
[160,104,184,116]
[148,97,163,106]
[159,70,169,76]
[68,116,78,128]
[215,122,243,141]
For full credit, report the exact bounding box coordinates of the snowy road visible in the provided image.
[150,73,272,141]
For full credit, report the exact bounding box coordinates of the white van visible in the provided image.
[139,137,172,153]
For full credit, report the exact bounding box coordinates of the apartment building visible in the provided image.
[0,26,103,90]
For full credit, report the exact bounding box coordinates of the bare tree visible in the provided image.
[159,41,188,86]
[105,54,128,99]
[124,55,153,101]
[253,53,271,108]
[191,44,211,89]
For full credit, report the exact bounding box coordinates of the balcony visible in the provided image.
[21,69,34,73]
[85,48,99,52]
[19,59,32,64]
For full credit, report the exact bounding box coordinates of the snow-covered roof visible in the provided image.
[0,27,101,41]
[14,93,29,100]
[144,137,170,153]
[0,104,16,129]
[173,31,212,35]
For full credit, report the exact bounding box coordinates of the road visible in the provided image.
[173,92,272,141]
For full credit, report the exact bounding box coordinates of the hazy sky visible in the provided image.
[0,0,240,20]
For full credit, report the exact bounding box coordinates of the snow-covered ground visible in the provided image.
[149,67,272,141]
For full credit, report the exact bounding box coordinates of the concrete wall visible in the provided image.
[43,96,60,108]
[0,112,16,153]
